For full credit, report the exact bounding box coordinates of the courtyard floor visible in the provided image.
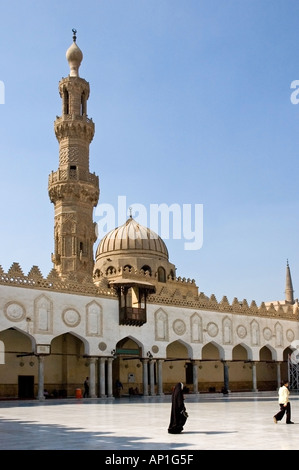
[0,391,297,453]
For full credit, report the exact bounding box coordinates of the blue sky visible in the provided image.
[0,0,299,305]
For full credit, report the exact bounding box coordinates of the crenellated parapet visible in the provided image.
[0,263,116,298]
[148,290,299,321]
[1,262,298,320]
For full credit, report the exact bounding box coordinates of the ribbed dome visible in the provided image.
[95,217,169,260]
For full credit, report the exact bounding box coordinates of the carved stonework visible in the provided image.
[286,329,295,342]
[98,342,107,351]
[155,308,168,341]
[59,147,81,165]
[173,319,186,336]
[250,320,260,346]
[86,301,102,336]
[54,119,94,142]
[62,308,81,327]
[275,322,283,347]
[190,313,202,343]
[4,301,25,322]
[237,325,247,339]
[263,327,272,341]
[34,294,53,334]
[207,322,218,337]
[223,317,232,344]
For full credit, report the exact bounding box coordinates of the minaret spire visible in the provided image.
[285,259,294,304]
[48,32,99,281]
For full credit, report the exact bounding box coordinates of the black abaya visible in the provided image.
[168,382,187,434]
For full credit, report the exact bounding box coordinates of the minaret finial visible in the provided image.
[66,29,83,77]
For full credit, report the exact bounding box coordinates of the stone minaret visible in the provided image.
[285,259,294,304]
[48,30,99,281]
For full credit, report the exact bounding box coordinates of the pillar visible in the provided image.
[107,358,113,397]
[276,362,281,390]
[251,361,258,391]
[37,355,45,401]
[99,357,106,398]
[157,359,164,396]
[89,357,96,398]
[223,361,229,392]
[192,361,199,394]
[142,359,149,396]
[149,360,155,396]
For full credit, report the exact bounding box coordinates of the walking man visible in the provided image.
[273,380,294,424]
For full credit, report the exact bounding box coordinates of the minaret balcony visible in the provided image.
[48,168,99,186]
[55,114,93,125]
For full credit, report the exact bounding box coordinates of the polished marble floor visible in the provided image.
[0,392,298,451]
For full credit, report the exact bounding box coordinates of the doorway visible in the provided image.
[18,375,34,399]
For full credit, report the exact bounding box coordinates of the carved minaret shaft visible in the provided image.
[285,259,294,304]
[48,30,99,281]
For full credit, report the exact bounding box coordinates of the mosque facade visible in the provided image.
[0,33,298,400]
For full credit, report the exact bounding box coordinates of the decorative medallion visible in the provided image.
[286,329,295,342]
[173,319,186,336]
[237,325,247,339]
[98,342,107,351]
[4,302,26,322]
[263,327,272,341]
[152,345,159,354]
[62,308,80,327]
[207,322,218,337]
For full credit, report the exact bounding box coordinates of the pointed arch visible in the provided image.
[202,341,225,360]
[260,344,277,361]
[232,343,252,361]
[166,339,193,359]
[158,266,166,283]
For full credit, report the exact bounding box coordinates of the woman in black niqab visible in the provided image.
[168,382,187,434]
